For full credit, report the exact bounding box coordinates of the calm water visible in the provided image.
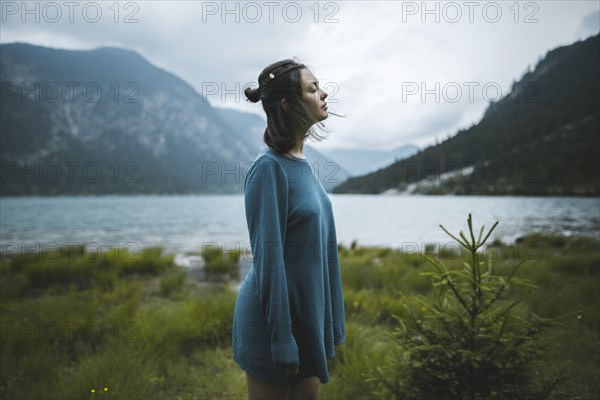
[1,195,599,260]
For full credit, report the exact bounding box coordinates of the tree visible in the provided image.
[371,214,569,400]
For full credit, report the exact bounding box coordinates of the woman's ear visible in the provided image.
[280,97,287,112]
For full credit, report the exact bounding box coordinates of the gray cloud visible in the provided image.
[577,10,600,39]
[1,0,598,150]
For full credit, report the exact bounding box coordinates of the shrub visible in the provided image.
[372,214,569,400]
[202,245,239,278]
[118,246,174,276]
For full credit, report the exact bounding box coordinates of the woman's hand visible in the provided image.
[279,366,299,376]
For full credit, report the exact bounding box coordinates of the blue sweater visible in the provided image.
[232,146,346,385]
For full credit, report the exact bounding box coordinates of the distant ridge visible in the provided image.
[0,42,343,195]
[332,34,600,196]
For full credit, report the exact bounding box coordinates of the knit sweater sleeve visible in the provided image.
[244,157,299,370]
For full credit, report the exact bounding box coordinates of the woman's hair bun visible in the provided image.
[244,86,261,103]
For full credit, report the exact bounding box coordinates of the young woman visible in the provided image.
[232,59,346,400]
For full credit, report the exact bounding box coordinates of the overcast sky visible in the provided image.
[1,0,598,150]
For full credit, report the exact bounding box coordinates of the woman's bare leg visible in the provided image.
[288,376,319,400]
[246,372,290,400]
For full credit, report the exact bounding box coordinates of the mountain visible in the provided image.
[325,144,419,176]
[215,107,352,191]
[214,107,266,151]
[331,34,600,196]
[0,43,345,195]
[0,42,261,195]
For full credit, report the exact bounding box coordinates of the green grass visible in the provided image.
[1,233,598,399]
[159,267,187,297]
[201,245,240,279]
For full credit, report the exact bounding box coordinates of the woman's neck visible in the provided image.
[287,127,309,157]
[288,143,305,158]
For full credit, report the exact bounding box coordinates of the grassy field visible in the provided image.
[1,232,598,399]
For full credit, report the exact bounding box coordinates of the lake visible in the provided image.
[1,195,598,264]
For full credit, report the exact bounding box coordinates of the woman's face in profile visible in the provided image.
[300,68,329,124]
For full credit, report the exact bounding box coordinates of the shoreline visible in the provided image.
[2,229,600,261]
